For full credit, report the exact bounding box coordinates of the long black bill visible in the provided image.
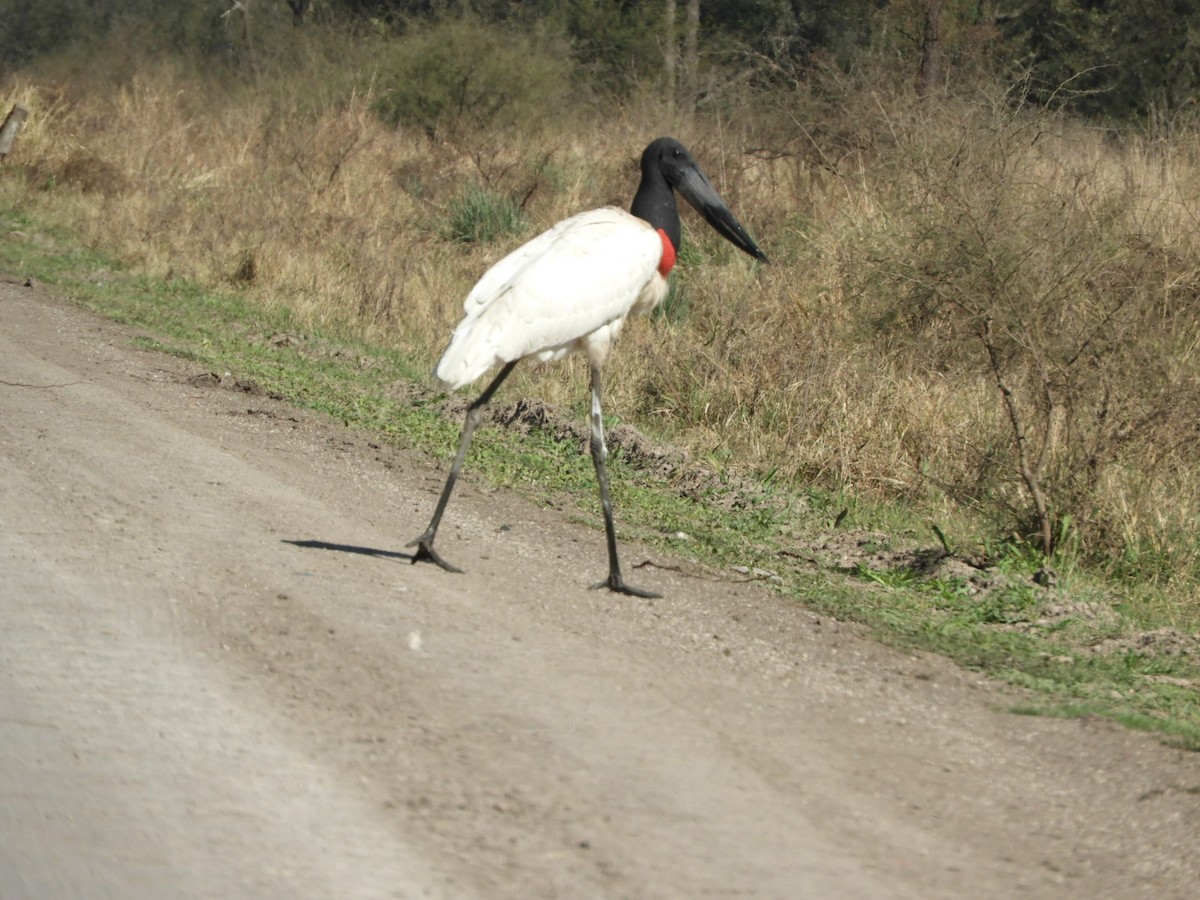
[676,167,769,263]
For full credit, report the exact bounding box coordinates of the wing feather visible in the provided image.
[435,208,663,390]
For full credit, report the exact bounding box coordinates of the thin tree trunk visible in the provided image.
[683,0,699,114]
[286,0,310,26]
[664,0,677,117]
[982,318,1055,558]
[918,0,944,99]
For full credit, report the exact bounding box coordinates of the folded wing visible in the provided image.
[435,208,664,390]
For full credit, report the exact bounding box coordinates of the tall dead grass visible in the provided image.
[4,53,1200,586]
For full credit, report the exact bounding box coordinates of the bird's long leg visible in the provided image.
[587,364,662,599]
[407,361,517,572]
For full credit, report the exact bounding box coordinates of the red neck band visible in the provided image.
[657,228,677,277]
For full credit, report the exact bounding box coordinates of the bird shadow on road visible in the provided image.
[283,539,413,563]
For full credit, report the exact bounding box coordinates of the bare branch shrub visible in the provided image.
[843,84,1200,568]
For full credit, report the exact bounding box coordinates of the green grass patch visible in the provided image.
[446,182,530,245]
[791,573,1200,749]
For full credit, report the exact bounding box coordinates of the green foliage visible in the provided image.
[0,0,86,72]
[0,0,236,77]
[370,15,576,138]
[9,1,1200,122]
[652,281,692,325]
[705,0,878,70]
[446,182,528,245]
[969,583,1041,626]
[1002,0,1200,120]
[556,0,662,93]
[855,564,918,590]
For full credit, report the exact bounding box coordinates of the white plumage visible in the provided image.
[434,208,667,391]
[407,137,766,597]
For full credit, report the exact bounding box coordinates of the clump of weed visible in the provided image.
[447,183,528,245]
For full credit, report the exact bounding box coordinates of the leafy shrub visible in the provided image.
[371,15,576,139]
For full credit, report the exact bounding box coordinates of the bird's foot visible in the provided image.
[406,533,464,573]
[592,571,662,599]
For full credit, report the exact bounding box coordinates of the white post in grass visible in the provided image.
[0,104,28,160]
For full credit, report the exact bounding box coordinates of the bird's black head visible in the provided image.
[633,137,768,264]
[642,137,700,189]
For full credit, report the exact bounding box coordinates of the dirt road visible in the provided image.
[1,279,1197,899]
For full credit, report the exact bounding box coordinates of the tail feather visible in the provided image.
[433,319,501,391]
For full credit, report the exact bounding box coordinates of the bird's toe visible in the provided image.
[407,538,464,574]
[592,572,661,599]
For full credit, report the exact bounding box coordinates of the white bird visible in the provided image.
[409,137,768,597]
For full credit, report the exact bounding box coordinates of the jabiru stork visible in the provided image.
[408,137,768,597]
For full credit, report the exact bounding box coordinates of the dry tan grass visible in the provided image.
[4,57,1200,582]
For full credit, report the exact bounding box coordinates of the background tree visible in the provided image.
[683,0,699,112]
[665,0,677,114]
[1002,0,1200,120]
[918,0,944,98]
[6,0,1200,121]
